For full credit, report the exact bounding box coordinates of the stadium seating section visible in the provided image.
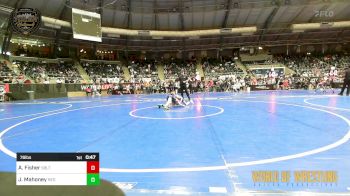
[82,61,123,83]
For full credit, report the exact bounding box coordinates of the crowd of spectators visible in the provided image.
[128,58,158,82]
[202,57,244,78]
[0,62,16,83]
[82,61,123,84]
[273,54,348,78]
[2,53,349,95]
[163,57,197,80]
[101,73,250,96]
[241,54,350,90]
[15,60,82,84]
[0,62,33,84]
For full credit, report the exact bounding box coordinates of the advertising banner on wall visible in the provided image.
[0,84,9,94]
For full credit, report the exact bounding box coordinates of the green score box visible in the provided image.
[87,174,100,186]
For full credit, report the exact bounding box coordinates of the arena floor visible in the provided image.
[1,90,350,195]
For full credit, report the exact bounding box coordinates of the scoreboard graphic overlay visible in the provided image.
[16,153,99,186]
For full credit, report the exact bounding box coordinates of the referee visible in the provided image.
[179,75,192,102]
[339,66,350,96]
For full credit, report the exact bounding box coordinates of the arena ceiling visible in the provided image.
[0,0,350,51]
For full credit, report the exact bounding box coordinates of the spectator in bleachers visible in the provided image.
[15,60,82,84]
[0,62,18,83]
[82,62,123,84]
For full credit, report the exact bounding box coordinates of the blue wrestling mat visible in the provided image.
[1,90,350,195]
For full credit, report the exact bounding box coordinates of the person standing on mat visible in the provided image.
[179,75,193,103]
[339,66,350,96]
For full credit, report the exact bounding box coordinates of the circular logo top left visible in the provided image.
[10,8,41,35]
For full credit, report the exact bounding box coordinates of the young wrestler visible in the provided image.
[158,92,190,110]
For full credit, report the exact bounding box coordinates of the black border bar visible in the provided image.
[17,153,99,161]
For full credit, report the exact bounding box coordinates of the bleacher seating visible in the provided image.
[128,59,158,82]
[14,60,82,83]
[274,54,349,78]
[163,58,197,80]
[81,61,123,84]
[202,57,244,79]
[0,62,18,83]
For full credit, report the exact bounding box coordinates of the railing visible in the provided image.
[9,56,73,63]
[1,78,345,101]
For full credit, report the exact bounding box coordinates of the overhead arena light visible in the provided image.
[103,27,138,36]
[0,11,256,39]
[138,30,151,36]
[40,16,257,38]
[44,22,61,29]
[220,28,233,34]
[41,16,71,28]
[291,21,350,31]
[320,22,334,28]
[232,27,257,34]
[148,27,256,38]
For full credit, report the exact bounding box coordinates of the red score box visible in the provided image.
[87,161,99,173]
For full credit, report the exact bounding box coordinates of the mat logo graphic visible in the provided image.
[10,8,41,35]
